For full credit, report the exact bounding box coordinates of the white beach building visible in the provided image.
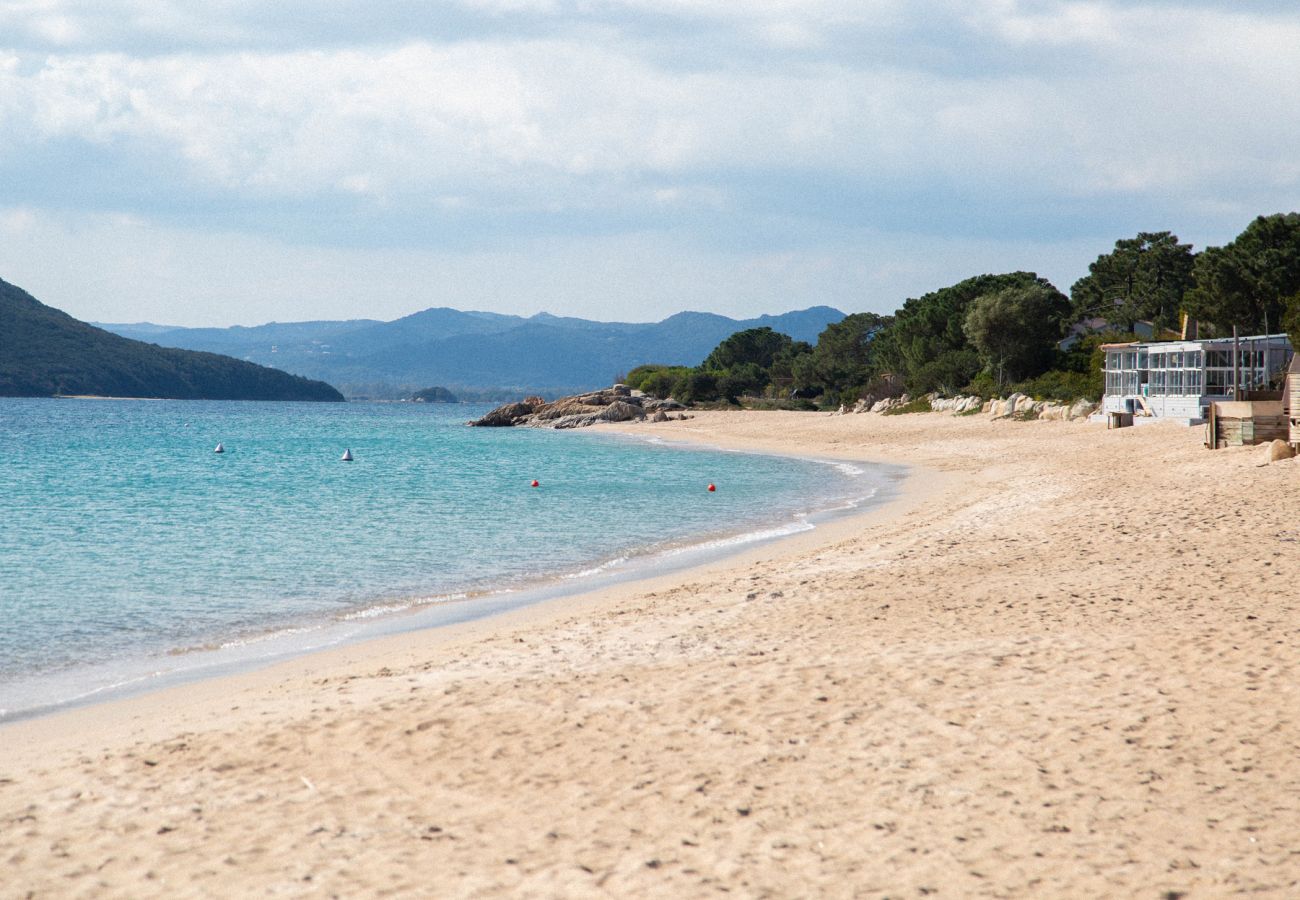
[1101,333,1293,424]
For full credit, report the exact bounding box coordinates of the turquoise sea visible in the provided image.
[0,399,896,720]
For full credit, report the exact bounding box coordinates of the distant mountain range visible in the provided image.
[97,306,847,398]
[0,278,344,401]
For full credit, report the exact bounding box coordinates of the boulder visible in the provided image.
[547,413,603,430]
[988,393,1026,419]
[643,397,686,412]
[870,393,912,414]
[1262,439,1294,464]
[470,401,537,427]
[1072,399,1098,420]
[531,397,604,421]
[476,383,664,429]
[931,395,983,414]
[651,410,669,422]
[599,400,647,423]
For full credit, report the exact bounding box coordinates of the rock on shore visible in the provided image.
[833,392,1097,421]
[470,385,688,429]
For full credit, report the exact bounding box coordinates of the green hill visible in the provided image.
[0,278,344,401]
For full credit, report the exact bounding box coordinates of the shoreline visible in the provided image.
[0,432,902,725]
[0,437,934,746]
[4,409,1299,896]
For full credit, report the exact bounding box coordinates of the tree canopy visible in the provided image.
[700,327,800,371]
[964,283,1071,388]
[872,272,1061,394]
[790,312,891,402]
[1069,231,1194,332]
[624,327,815,405]
[1184,213,1300,336]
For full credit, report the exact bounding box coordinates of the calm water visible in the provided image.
[0,398,893,719]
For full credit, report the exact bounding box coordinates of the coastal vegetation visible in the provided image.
[0,277,345,401]
[409,386,459,402]
[626,212,1300,410]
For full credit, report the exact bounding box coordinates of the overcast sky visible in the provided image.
[2,1,1298,327]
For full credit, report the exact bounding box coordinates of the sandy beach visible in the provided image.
[3,409,1298,897]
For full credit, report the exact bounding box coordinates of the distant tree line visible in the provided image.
[625,212,1300,408]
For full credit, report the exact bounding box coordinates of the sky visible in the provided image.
[2,1,1299,327]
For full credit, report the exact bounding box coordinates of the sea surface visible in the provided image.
[0,398,896,720]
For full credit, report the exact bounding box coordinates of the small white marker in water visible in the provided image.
[214,442,225,454]
[341,448,353,461]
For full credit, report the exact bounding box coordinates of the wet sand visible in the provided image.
[2,409,1298,897]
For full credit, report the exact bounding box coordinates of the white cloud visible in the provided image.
[1,3,1295,208]
[0,205,1102,325]
[2,1,1300,324]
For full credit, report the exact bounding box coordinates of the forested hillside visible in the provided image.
[0,278,344,401]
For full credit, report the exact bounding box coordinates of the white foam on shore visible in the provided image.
[339,593,468,621]
[563,557,631,579]
[661,518,814,555]
[821,460,867,476]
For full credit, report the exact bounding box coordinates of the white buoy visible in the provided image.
[214,442,224,454]
[341,448,353,461]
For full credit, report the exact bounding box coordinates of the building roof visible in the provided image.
[1100,333,1291,352]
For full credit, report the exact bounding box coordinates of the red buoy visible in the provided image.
[531,479,540,488]
[707,483,716,492]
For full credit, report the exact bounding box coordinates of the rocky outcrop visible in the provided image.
[870,394,912,413]
[831,393,916,415]
[929,395,983,414]
[832,390,1097,422]
[469,385,691,429]
[984,394,1097,421]
[470,400,543,427]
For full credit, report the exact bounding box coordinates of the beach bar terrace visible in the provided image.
[1102,333,1293,424]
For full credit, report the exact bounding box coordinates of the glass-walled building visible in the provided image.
[1102,334,1293,422]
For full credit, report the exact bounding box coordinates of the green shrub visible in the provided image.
[626,365,693,399]
[680,370,721,403]
[1012,369,1095,402]
[961,371,1000,400]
